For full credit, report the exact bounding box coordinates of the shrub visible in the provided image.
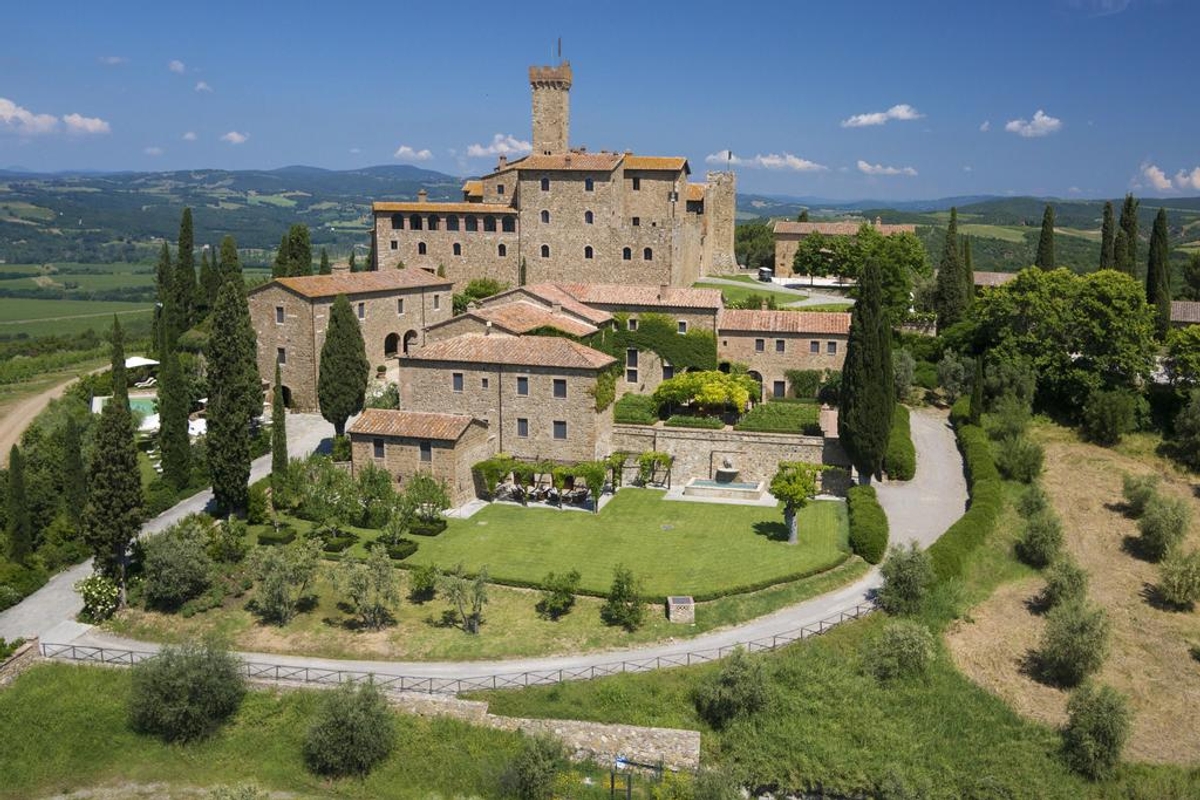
[664,414,724,429]
[613,393,659,425]
[995,435,1044,483]
[1017,482,1050,518]
[208,518,249,563]
[75,572,119,622]
[882,405,916,481]
[600,564,645,631]
[408,562,439,601]
[785,368,823,399]
[693,647,770,727]
[929,424,1003,581]
[331,435,351,462]
[1157,549,1200,609]
[734,401,821,435]
[877,543,934,615]
[246,483,269,525]
[500,734,565,800]
[869,619,936,682]
[1062,682,1130,780]
[0,636,26,661]
[251,538,321,625]
[385,539,418,560]
[537,569,581,620]
[334,546,400,629]
[1042,557,1089,609]
[937,351,974,402]
[1038,600,1111,687]
[847,485,888,564]
[1171,390,1200,470]
[408,518,448,537]
[1137,494,1191,561]
[322,534,359,553]
[1081,389,1138,447]
[303,680,394,778]
[1016,510,1064,569]
[893,349,915,400]
[143,518,215,611]
[985,393,1031,442]
[817,369,842,405]
[913,361,938,391]
[256,525,295,546]
[128,641,245,742]
[1121,473,1160,517]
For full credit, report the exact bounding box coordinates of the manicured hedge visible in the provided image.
[613,393,659,425]
[409,519,448,537]
[384,539,418,560]
[664,415,725,429]
[734,401,822,435]
[883,405,916,481]
[322,534,359,553]
[256,527,296,546]
[927,423,1003,581]
[847,485,889,564]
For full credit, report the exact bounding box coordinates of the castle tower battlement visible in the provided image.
[530,61,572,155]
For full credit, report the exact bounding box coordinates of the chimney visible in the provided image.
[332,262,350,274]
[417,189,428,203]
[551,301,563,314]
[498,155,508,169]
[485,320,493,336]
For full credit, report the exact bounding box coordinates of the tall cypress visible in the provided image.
[838,260,894,483]
[935,208,970,329]
[158,348,191,491]
[151,242,173,357]
[1035,205,1056,270]
[287,224,313,277]
[198,246,219,316]
[207,273,258,514]
[6,445,32,564]
[272,233,290,279]
[1117,194,1139,276]
[318,294,370,438]
[1146,208,1172,337]
[1100,201,1116,270]
[319,247,331,275]
[368,236,377,271]
[174,207,197,328]
[271,363,288,489]
[62,414,87,527]
[218,235,242,289]
[961,235,976,304]
[83,318,143,602]
[348,250,358,273]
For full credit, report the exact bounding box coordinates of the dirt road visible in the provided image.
[0,371,91,466]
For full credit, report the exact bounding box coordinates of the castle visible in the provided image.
[371,61,738,288]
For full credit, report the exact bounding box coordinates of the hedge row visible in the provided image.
[927,423,1003,581]
[734,401,822,435]
[613,393,659,425]
[847,485,889,564]
[664,415,725,429]
[883,405,916,481]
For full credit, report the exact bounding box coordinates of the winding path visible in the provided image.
[7,409,966,686]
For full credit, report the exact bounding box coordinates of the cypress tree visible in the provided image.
[318,294,370,438]
[62,414,87,527]
[218,235,242,289]
[838,260,894,483]
[174,207,197,328]
[1035,205,1056,270]
[272,363,288,489]
[798,210,810,222]
[1100,201,1116,270]
[151,242,173,357]
[368,236,377,271]
[1117,194,1139,276]
[83,318,143,603]
[158,348,191,491]
[287,224,313,277]
[319,247,331,275]
[1146,208,1172,337]
[961,235,976,305]
[7,445,33,564]
[969,357,984,426]
[348,250,358,273]
[272,233,290,279]
[935,208,970,329]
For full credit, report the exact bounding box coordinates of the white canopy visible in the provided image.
[124,356,159,369]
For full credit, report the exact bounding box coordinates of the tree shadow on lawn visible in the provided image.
[752,520,789,542]
[1120,534,1158,563]
[1139,581,1195,613]
[1022,590,1053,617]
[320,601,398,632]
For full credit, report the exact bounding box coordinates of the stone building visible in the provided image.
[248,270,452,412]
[372,61,737,287]
[773,217,917,276]
[348,409,490,506]
[399,332,617,464]
[1170,300,1200,329]
[716,309,850,400]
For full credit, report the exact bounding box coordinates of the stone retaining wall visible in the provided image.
[0,638,40,690]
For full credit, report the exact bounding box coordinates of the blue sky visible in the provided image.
[1,0,1196,200]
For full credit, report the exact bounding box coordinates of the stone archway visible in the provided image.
[384,332,401,357]
[747,370,764,403]
[402,330,419,356]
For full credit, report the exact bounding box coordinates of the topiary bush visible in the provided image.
[882,405,916,481]
[693,647,770,728]
[1062,682,1130,780]
[1157,549,1200,609]
[1037,600,1111,687]
[408,518,448,537]
[868,619,936,682]
[1016,510,1064,569]
[128,641,246,742]
[256,525,295,546]
[847,485,889,564]
[994,435,1044,483]
[877,543,935,616]
[1137,494,1191,562]
[500,734,565,800]
[1121,473,1159,518]
[303,680,395,778]
[1081,389,1138,447]
[1042,557,1089,610]
[664,414,724,429]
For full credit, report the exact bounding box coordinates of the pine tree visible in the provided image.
[174,207,197,328]
[272,233,290,279]
[62,414,87,527]
[83,318,143,603]
[935,208,970,329]
[318,294,369,438]
[158,348,191,491]
[197,247,219,316]
[151,242,173,357]
[1146,207,1172,337]
[838,260,894,483]
[287,224,313,277]
[272,363,288,490]
[1117,194,1139,276]
[1036,205,1056,270]
[1100,201,1116,270]
[319,247,331,275]
[6,445,33,564]
[348,250,358,273]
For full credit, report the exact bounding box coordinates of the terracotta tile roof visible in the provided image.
[508,285,613,324]
[624,155,689,173]
[773,220,917,236]
[475,302,600,337]
[974,270,1018,288]
[514,152,624,172]
[262,269,450,299]
[1172,300,1200,324]
[349,409,476,441]
[461,180,482,197]
[405,333,616,370]
[718,309,851,335]
[686,183,706,202]
[373,201,514,214]
[558,283,724,310]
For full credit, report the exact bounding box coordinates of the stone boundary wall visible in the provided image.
[0,638,41,690]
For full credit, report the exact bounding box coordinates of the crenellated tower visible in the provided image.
[529,61,572,155]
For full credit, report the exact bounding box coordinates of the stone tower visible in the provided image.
[529,62,572,155]
[703,171,738,274]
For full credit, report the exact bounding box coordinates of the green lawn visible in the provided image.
[693,280,806,306]
[799,302,853,312]
[406,488,848,599]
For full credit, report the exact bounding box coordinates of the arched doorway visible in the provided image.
[384,332,401,357]
[747,371,764,404]
[402,330,419,355]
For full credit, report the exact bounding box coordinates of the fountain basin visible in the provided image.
[682,477,766,501]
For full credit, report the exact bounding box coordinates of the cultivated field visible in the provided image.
[0,298,154,338]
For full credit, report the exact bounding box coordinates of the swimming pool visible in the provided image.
[92,395,158,415]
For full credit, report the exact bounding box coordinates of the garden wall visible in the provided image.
[612,424,849,487]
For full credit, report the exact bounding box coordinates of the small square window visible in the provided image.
[482,377,489,389]
[452,372,464,392]
[433,294,441,310]
[626,368,639,384]
[516,418,529,438]
[517,376,529,396]
[677,321,688,334]
[553,378,567,399]
[397,298,405,315]
[275,306,284,324]
[627,318,638,331]
[755,338,765,353]
[553,420,567,440]
[632,216,640,227]
[357,302,365,320]
[390,240,398,250]
[373,438,384,459]
[419,441,432,462]
[775,340,785,353]
[827,341,838,355]
[276,347,286,365]
[498,184,505,195]
[809,341,820,354]
[773,381,786,398]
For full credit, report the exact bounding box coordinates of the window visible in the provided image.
[540,209,550,223]
[409,214,422,230]
[516,418,529,438]
[632,216,641,227]
[810,340,820,354]
[827,341,838,355]
[553,378,567,398]
[502,216,516,232]
[419,441,432,462]
[453,243,462,256]
[390,240,398,250]
[484,216,496,232]
[482,377,489,389]
[632,177,641,190]
[540,244,550,258]
[626,368,638,383]
[276,347,286,365]
[397,298,405,315]
[775,339,785,353]
[516,376,529,395]
[428,215,440,231]
[622,247,632,261]
[417,242,427,255]
[662,364,675,380]
[433,294,441,310]
[585,177,594,191]
[466,215,478,232]
[498,244,507,257]
[452,372,464,392]
[540,177,550,191]
[357,302,365,320]
[391,213,403,230]
[584,245,594,259]
[644,248,653,261]
[677,320,688,334]
[626,348,639,367]
[584,210,594,224]
[553,420,567,440]
[274,306,284,324]
[773,381,786,398]
[627,318,638,331]
[373,438,384,459]
[497,184,505,195]
[446,216,459,231]
[755,338,765,353]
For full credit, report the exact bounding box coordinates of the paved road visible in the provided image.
[0,413,334,642]
[46,409,967,684]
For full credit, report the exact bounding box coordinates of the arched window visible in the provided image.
[584,210,594,224]
[540,209,550,223]
[498,244,507,257]
[409,214,422,230]
[465,215,478,232]
[391,213,404,230]
[428,215,440,231]
[643,247,653,261]
[484,216,496,232]
[584,246,593,260]
[540,244,550,258]
[584,177,594,191]
[622,247,632,261]
[446,215,459,231]
[502,216,516,232]
[418,242,427,255]
[453,243,462,256]
[540,177,550,191]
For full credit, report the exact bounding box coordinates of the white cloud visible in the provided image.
[393,144,433,162]
[979,120,991,132]
[220,131,249,145]
[857,160,918,177]
[840,104,924,128]
[349,147,361,154]
[466,133,532,157]
[1068,186,1082,194]
[1140,163,1173,191]
[62,113,111,135]
[0,97,59,136]
[704,149,827,172]
[182,131,197,141]
[1004,110,1062,138]
[963,165,973,172]
[194,81,213,93]
[1140,162,1200,193]
[144,146,164,156]
[168,60,186,73]
[98,56,127,66]
[1174,167,1200,191]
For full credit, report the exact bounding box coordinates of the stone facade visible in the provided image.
[773,217,918,275]
[716,310,851,400]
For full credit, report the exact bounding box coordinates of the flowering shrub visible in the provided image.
[76,572,119,621]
